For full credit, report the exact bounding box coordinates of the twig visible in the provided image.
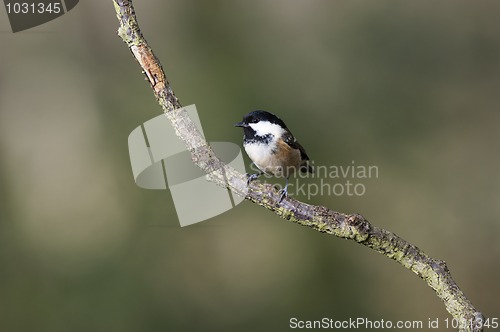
[112,1,484,330]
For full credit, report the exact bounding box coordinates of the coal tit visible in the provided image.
[234,110,313,201]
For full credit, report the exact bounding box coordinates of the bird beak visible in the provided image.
[234,122,248,127]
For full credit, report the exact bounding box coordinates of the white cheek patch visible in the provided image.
[249,121,285,138]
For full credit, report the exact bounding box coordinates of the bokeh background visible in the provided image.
[1,1,500,331]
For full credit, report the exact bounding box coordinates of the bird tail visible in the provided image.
[300,161,314,174]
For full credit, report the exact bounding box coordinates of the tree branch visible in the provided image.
[113,1,484,330]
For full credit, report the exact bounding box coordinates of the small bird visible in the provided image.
[234,110,312,201]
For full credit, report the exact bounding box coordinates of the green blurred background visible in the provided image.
[1,1,499,331]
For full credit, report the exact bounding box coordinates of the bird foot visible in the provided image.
[246,172,262,185]
[278,187,288,202]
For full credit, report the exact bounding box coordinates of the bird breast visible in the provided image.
[244,139,302,178]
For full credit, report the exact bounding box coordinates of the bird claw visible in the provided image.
[246,173,261,185]
[278,187,288,202]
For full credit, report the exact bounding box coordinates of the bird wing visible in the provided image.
[282,131,309,161]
